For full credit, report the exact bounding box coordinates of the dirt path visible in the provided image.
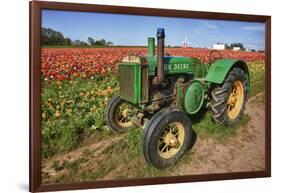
[42,95,265,183]
[41,134,125,181]
[174,100,265,175]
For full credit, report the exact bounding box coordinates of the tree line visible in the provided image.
[225,43,246,51]
[41,27,113,46]
[214,42,246,51]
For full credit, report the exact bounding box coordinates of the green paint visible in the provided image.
[146,56,206,77]
[147,38,155,56]
[184,80,205,115]
[118,56,249,106]
[119,63,141,104]
[205,59,248,84]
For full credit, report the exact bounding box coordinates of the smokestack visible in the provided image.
[148,37,155,56]
[154,28,165,85]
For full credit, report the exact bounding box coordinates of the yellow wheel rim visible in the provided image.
[115,103,132,128]
[227,80,244,120]
[157,122,185,159]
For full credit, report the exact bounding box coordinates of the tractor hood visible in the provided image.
[146,55,203,76]
[119,55,206,78]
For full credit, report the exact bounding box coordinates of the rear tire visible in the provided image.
[142,108,193,169]
[209,67,249,126]
[105,94,134,133]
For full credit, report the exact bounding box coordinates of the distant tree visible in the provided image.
[94,40,103,46]
[41,28,49,45]
[224,43,245,51]
[42,27,114,47]
[87,37,95,45]
[225,44,230,49]
[54,31,64,45]
[64,38,72,45]
[100,39,106,46]
[106,41,113,46]
[42,27,72,46]
[81,41,88,46]
[230,43,245,51]
[73,39,82,45]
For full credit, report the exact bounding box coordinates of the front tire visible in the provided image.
[142,108,193,169]
[210,67,249,126]
[105,94,134,133]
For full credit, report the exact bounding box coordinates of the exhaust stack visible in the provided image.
[148,37,155,56]
[153,28,165,85]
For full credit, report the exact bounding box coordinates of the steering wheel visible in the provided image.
[208,50,223,65]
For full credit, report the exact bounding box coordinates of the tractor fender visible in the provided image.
[205,59,249,84]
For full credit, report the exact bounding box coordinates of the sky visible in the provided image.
[42,10,265,50]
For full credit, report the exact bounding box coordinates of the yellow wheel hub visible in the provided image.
[157,122,185,159]
[115,103,132,127]
[227,80,244,120]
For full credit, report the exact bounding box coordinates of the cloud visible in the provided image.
[201,21,218,30]
[245,44,264,50]
[241,25,265,32]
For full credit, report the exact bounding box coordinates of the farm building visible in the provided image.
[213,43,225,50]
[233,47,241,51]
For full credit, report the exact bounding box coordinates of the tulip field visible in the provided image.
[41,47,264,81]
[41,47,265,159]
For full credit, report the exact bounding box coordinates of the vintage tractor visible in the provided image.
[105,28,249,169]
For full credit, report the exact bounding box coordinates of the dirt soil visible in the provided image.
[42,94,265,183]
[175,97,265,175]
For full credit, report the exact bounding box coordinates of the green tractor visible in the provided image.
[105,28,249,169]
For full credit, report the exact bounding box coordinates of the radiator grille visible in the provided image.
[119,64,138,104]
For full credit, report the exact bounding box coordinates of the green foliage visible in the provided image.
[87,37,95,45]
[134,152,193,178]
[41,76,118,158]
[248,61,265,97]
[51,129,143,182]
[42,27,114,46]
[193,112,250,142]
[42,27,68,46]
[101,129,141,159]
[119,129,142,159]
[224,42,246,50]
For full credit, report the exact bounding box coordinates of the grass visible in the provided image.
[248,61,265,97]
[46,128,193,183]
[48,129,141,183]
[134,152,194,179]
[192,112,251,143]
